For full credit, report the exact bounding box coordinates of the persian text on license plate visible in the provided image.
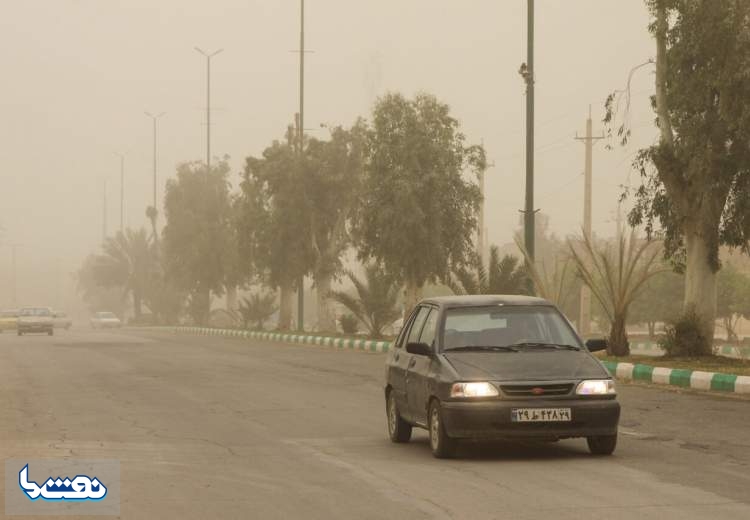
[511,408,572,422]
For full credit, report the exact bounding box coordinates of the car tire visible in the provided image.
[386,391,412,443]
[587,434,617,455]
[48,330,54,336]
[428,400,456,459]
[17,331,22,336]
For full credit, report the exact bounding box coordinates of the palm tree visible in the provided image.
[448,246,528,295]
[568,229,666,356]
[516,237,577,311]
[329,263,400,338]
[237,291,278,330]
[93,228,154,319]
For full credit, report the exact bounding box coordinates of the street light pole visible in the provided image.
[194,48,223,173]
[519,0,536,293]
[144,111,165,216]
[115,152,125,233]
[297,0,305,332]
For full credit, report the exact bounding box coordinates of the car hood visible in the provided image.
[19,316,52,323]
[442,351,609,381]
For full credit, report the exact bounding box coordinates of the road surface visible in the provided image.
[1,328,749,519]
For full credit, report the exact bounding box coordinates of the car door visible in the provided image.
[406,306,439,427]
[395,306,431,422]
[386,307,420,415]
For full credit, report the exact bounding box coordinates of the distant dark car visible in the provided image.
[384,295,620,458]
[17,307,55,336]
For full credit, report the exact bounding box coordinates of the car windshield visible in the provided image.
[442,305,581,352]
[20,308,52,317]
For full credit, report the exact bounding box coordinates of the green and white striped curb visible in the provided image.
[629,341,750,360]
[173,326,392,353]
[601,360,750,394]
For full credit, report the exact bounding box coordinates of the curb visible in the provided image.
[173,326,392,354]
[601,360,750,395]
[629,341,750,360]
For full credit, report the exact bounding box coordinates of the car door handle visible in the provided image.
[408,358,416,368]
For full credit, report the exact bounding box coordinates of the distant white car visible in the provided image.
[90,312,122,329]
[52,311,72,330]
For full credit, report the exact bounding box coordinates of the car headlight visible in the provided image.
[576,379,616,395]
[450,382,499,398]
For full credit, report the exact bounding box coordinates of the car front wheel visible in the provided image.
[386,391,412,443]
[587,434,617,455]
[429,400,456,459]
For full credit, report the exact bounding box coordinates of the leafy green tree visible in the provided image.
[717,264,750,342]
[606,0,750,350]
[329,263,400,338]
[568,231,666,356]
[628,269,684,338]
[447,247,527,296]
[163,160,234,326]
[236,134,313,330]
[304,123,365,332]
[353,92,483,315]
[237,291,278,330]
[91,228,153,319]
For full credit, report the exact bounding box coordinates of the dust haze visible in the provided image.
[0,1,654,317]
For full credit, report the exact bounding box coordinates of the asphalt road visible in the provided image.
[1,328,749,519]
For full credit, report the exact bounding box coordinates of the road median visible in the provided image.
[173,327,750,394]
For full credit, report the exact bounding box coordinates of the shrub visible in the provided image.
[339,314,359,335]
[659,307,711,357]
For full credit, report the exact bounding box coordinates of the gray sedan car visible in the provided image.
[384,295,619,458]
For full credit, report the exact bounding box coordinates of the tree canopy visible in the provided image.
[163,159,234,325]
[353,92,483,314]
[606,0,750,349]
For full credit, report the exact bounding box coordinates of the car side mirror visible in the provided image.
[585,338,608,353]
[406,342,432,356]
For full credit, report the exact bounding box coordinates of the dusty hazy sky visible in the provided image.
[0,0,657,308]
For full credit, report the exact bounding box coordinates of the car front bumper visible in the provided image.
[18,324,53,333]
[441,398,620,440]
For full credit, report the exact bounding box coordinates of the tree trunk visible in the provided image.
[226,285,237,313]
[608,314,630,356]
[684,230,717,353]
[133,290,143,320]
[315,272,335,333]
[403,278,423,320]
[278,281,293,330]
[648,321,656,339]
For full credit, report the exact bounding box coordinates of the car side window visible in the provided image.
[406,306,430,346]
[419,308,438,348]
[394,308,417,349]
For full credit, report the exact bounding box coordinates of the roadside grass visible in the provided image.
[597,353,750,376]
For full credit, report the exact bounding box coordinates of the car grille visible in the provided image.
[499,383,574,397]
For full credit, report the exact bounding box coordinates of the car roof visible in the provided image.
[420,294,552,308]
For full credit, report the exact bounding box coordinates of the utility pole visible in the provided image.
[115,152,125,233]
[519,0,536,291]
[145,111,165,219]
[195,47,223,173]
[477,157,494,267]
[11,244,18,307]
[297,0,305,332]
[103,178,107,241]
[574,106,604,336]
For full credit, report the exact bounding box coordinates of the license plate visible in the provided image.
[511,408,572,422]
